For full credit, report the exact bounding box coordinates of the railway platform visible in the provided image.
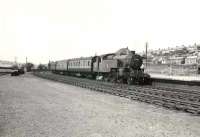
[150,73,200,85]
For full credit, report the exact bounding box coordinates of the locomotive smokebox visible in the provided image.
[129,54,143,70]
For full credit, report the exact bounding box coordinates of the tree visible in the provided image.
[26,63,34,72]
[37,64,47,70]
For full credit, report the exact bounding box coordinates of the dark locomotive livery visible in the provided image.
[49,48,151,85]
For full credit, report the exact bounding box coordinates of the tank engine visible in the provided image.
[49,48,151,85]
[93,48,151,84]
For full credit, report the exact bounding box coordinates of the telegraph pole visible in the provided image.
[145,42,148,70]
[25,57,28,72]
[26,56,27,67]
[14,56,17,64]
[14,56,18,69]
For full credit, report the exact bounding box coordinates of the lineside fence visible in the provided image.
[144,63,200,76]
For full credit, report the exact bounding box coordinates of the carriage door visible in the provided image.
[93,57,100,72]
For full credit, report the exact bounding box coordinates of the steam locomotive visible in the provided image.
[49,48,151,85]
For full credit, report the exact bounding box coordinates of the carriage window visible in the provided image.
[88,61,90,66]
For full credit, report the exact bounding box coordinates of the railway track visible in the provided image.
[34,72,200,115]
[0,73,9,76]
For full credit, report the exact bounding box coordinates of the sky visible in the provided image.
[0,0,200,64]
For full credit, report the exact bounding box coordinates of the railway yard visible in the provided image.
[0,73,200,137]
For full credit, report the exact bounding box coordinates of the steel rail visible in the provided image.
[34,72,200,115]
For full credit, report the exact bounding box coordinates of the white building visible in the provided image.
[185,56,198,65]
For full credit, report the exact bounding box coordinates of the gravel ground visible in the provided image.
[0,74,200,137]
